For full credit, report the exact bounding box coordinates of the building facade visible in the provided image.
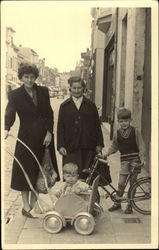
[90,8,151,172]
[18,46,39,65]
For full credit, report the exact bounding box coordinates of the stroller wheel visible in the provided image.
[74,213,95,235]
[43,212,63,233]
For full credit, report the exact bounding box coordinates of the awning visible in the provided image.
[96,13,112,33]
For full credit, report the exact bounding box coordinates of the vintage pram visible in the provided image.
[5,134,103,235]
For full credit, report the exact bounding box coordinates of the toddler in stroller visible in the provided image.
[42,163,103,235]
[34,162,91,213]
[54,162,91,198]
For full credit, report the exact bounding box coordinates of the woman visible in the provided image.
[57,76,104,179]
[5,63,60,218]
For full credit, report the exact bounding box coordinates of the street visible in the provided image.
[3,94,151,246]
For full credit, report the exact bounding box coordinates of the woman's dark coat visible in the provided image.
[5,84,60,191]
[57,96,104,153]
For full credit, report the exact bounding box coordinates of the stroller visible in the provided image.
[5,134,103,235]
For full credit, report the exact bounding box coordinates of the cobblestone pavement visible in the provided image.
[4,96,65,223]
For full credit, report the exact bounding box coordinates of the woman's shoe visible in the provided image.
[22,208,37,218]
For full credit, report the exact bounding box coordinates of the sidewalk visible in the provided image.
[3,124,151,247]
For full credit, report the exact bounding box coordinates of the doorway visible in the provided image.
[141,9,151,172]
[102,37,115,138]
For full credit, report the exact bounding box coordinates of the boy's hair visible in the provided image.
[63,162,78,175]
[18,63,39,80]
[117,108,131,120]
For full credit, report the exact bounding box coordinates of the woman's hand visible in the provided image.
[59,147,67,156]
[5,130,9,139]
[43,131,52,147]
[96,154,107,160]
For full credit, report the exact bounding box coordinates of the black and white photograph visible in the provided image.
[1,0,158,249]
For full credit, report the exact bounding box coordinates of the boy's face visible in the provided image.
[118,118,132,130]
[64,173,78,185]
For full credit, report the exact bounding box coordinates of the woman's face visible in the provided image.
[70,81,84,98]
[21,73,36,89]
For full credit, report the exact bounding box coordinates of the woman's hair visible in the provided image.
[68,76,85,88]
[18,63,39,80]
[63,162,78,175]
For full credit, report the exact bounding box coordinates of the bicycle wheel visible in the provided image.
[129,178,151,215]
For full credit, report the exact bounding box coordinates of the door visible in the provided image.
[105,62,114,120]
[141,9,151,172]
[102,38,115,127]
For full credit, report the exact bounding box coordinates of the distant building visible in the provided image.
[70,61,82,77]
[59,72,71,90]
[80,48,90,82]
[18,46,39,65]
[5,27,20,93]
[5,27,62,93]
[37,58,46,85]
[41,66,56,87]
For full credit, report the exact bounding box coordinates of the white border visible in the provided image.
[1,0,158,249]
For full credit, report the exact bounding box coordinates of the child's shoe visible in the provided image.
[124,204,133,214]
[108,203,121,212]
[114,194,123,201]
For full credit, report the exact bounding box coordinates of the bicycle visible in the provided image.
[83,156,151,215]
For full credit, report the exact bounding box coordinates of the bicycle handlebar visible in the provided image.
[95,155,108,164]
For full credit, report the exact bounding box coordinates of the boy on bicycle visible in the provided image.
[102,108,145,214]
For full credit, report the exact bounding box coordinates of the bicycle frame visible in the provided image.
[86,157,143,204]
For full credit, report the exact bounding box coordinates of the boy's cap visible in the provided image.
[117,108,131,120]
